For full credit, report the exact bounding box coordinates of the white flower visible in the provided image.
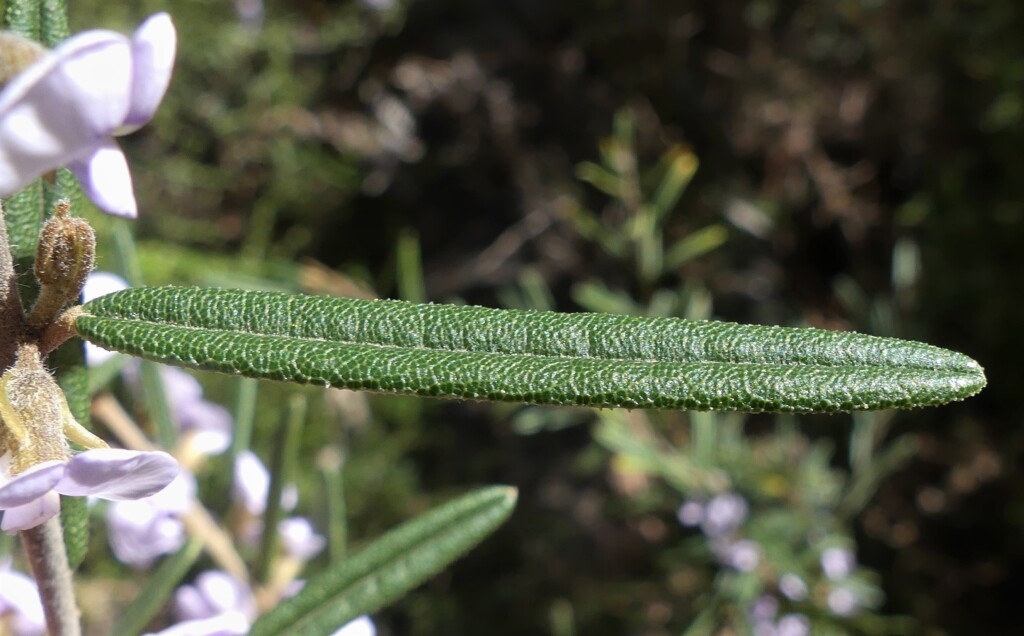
[0,13,176,217]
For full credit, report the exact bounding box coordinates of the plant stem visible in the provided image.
[21,517,81,636]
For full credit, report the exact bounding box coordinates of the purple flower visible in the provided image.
[0,448,178,533]
[717,538,761,572]
[157,570,374,636]
[676,498,704,527]
[106,472,196,568]
[827,586,860,617]
[701,492,748,537]
[0,560,45,635]
[279,516,326,561]
[778,572,809,601]
[776,614,811,636]
[0,13,176,217]
[159,366,232,457]
[820,546,856,580]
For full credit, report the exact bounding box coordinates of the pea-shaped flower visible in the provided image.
[0,13,176,217]
[0,345,178,533]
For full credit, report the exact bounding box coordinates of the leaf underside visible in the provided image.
[76,286,986,414]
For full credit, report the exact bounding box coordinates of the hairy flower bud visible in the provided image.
[0,345,105,475]
[26,200,96,330]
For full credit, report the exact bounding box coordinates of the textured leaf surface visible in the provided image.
[77,286,986,413]
[250,486,517,636]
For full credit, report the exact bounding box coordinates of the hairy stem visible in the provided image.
[21,517,82,636]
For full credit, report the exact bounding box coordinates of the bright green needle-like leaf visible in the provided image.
[249,486,517,636]
[76,286,986,414]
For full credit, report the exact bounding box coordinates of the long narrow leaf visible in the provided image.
[249,486,518,636]
[76,286,986,414]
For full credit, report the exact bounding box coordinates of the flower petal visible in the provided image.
[55,449,178,500]
[0,564,47,633]
[0,31,132,197]
[332,616,377,636]
[278,517,326,561]
[123,13,177,131]
[149,611,250,636]
[68,139,138,217]
[0,461,66,508]
[1,491,61,533]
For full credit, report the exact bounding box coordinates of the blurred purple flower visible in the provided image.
[119,361,234,458]
[827,586,860,617]
[106,472,196,568]
[701,492,748,537]
[676,498,704,527]
[156,570,374,636]
[279,516,326,561]
[0,14,176,217]
[159,366,232,457]
[750,594,778,623]
[778,572,809,601]
[0,448,178,532]
[713,538,761,572]
[820,546,856,580]
[776,613,811,636]
[233,450,297,516]
[0,560,45,635]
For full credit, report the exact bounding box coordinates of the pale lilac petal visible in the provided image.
[175,571,255,620]
[106,498,186,568]
[331,616,376,636]
[820,547,856,580]
[0,461,66,508]
[279,517,326,561]
[0,564,47,635]
[123,13,177,131]
[233,451,269,515]
[55,449,178,500]
[148,611,250,636]
[178,402,233,456]
[68,139,137,217]
[0,31,132,196]
[1,491,61,533]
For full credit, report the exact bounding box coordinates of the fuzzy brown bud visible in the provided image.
[26,200,96,330]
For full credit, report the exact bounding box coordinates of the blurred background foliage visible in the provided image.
[53,0,1024,633]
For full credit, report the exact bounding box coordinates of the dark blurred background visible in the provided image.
[71,1,1024,634]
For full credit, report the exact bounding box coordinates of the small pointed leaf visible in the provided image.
[249,486,518,636]
[76,286,986,413]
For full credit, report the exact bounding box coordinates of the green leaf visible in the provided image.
[76,286,987,413]
[250,486,518,636]
[2,0,41,40]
